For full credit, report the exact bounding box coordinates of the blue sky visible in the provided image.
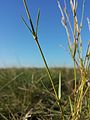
[0,0,90,68]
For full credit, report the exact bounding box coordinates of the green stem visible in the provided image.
[34,35,58,100]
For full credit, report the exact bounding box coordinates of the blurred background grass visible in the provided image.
[0,68,89,120]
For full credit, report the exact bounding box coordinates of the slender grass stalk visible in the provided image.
[57,0,90,119]
[21,0,90,119]
[74,62,77,93]
[73,61,77,115]
[22,0,58,100]
[34,36,58,100]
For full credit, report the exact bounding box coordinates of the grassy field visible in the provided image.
[8,0,90,119]
[0,68,89,120]
[0,0,90,120]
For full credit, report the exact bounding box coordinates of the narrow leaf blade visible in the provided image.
[23,0,30,19]
[36,9,40,35]
[69,96,73,115]
[21,16,32,34]
[23,0,35,34]
[58,72,61,100]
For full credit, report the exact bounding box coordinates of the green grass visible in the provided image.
[0,68,89,120]
[0,0,90,120]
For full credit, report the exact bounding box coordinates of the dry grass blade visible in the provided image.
[84,40,90,67]
[0,72,23,91]
[57,0,90,119]
[0,113,9,120]
[80,0,86,29]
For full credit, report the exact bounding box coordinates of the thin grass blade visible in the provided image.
[23,0,35,34]
[69,96,73,116]
[23,0,30,19]
[36,9,40,35]
[58,72,61,100]
[80,0,85,29]
[21,16,33,34]
[87,17,90,32]
[56,0,64,19]
[0,113,9,120]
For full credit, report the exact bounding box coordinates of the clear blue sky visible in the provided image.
[0,0,90,68]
